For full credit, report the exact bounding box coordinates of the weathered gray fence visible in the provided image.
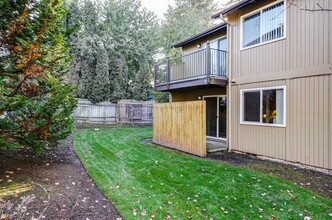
[73,99,153,124]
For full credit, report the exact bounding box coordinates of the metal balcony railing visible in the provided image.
[154,44,227,88]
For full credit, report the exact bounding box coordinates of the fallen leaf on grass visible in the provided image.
[1,214,8,219]
[141,211,146,216]
[55,182,60,186]
[151,214,155,218]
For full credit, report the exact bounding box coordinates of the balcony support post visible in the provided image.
[166,57,170,89]
[206,42,211,83]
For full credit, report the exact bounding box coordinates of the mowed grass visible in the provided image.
[73,127,332,219]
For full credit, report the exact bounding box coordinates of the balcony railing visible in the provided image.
[154,45,227,90]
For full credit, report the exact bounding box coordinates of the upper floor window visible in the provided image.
[242,1,285,48]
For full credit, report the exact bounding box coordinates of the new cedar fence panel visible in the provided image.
[153,101,206,157]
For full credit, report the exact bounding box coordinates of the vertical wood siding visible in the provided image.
[227,0,332,169]
[230,76,331,169]
[231,80,287,159]
[227,0,331,80]
[153,101,206,157]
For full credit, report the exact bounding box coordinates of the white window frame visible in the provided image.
[240,0,286,50]
[240,86,286,127]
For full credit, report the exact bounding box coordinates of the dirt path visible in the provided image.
[0,136,122,220]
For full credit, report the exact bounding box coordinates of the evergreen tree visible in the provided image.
[161,0,218,56]
[102,0,159,101]
[65,0,160,103]
[68,57,81,87]
[76,0,99,100]
[109,53,129,103]
[65,0,81,89]
[64,0,80,55]
[78,39,96,100]
[91,41,110,103]
[131,61,152,101]
[0,0,76,152]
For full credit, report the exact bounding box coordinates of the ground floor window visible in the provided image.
[240,86,286,126]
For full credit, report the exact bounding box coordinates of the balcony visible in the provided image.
[154,46,228,91]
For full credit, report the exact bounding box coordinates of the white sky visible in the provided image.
[140,0,175,19]
[140,0,229,20]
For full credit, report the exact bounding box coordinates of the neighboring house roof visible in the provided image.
[171,23,227,48]
[211,0,255,19]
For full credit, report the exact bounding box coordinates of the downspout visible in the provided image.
[222,15,232,152]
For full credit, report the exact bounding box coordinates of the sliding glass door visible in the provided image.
[204,96,227,139]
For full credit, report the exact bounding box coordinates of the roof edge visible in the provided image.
[171,23,227,48]
[211,0,254,19]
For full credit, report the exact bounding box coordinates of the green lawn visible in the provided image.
[73,127,332,219]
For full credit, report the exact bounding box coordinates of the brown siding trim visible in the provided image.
[232,66,332,85]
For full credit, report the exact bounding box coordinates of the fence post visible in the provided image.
[117,101,120,123]
[206,42,211,83]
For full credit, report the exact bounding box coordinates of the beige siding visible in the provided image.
[227,0,331,83]
[286,76,331,168]
[230,76,332,169]
[329,75,332,169]
[226,0,332,169]
[230,80,287,159]
[153,101,206,157]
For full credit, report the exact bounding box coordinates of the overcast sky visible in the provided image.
[140,0,175,19]
[140,0,229,20]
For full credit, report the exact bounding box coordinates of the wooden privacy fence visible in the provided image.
[153,101,206,157]
[73,99,153,124]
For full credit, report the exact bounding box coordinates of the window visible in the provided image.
[209,37,227,76]
[242,1,285,48]
[240,86,286,126]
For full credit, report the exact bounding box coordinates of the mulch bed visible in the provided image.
[208,151,332,200]
[0,136,122,220]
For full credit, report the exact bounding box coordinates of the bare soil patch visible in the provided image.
[208,151,332,200]
[0,136,122,220]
